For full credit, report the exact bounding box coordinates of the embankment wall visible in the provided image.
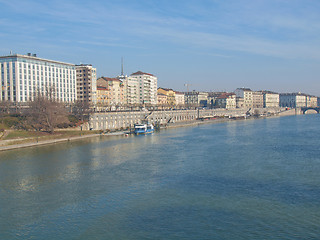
[88,107,287,131]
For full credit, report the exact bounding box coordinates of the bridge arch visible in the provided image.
[301,107,320,114]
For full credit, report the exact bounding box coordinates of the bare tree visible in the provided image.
[72,100,91,122]
[0,100,12,116]
[27,89,68,133]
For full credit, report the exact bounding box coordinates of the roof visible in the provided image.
[131,71,154,76]
[216,93,236,99]
[98,77,122,82]
[158,87,174,91]
[0,53,75,66]
[97,86,108,90]
[236,88,252,91]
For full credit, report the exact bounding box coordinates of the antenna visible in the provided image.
[121,57,124,76]
[184,83,192,92]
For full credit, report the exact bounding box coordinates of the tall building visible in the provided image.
[129,71,157,105]
[76,64,97,104]
[0,53,76,103]
[122,76,139,105]
[234,88,253,108]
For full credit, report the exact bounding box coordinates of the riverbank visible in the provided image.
[0,110,298,152]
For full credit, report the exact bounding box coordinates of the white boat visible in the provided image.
[134,123,154,135]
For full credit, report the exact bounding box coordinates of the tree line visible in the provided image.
[0,96,91,134]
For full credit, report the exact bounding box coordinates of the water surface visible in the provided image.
[0,115,320,239]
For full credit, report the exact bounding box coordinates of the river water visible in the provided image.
[0,115,320,239]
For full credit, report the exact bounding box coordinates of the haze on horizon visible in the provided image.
[0,0,319,95]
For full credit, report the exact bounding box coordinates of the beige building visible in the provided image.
[157,93,168,106]
[252,91,264,108]
[97,77,125,106]
[306,95,318,107]
[76,64,97,104]
[157,88,175,106]
[258,91,280,108]
[0,53,76,103]
[96,86,109,107]
[235,88,253,108]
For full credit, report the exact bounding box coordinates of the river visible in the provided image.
[0,115,320,239]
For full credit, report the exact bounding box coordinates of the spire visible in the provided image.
[121,57,124,76]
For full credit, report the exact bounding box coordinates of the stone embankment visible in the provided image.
[89,107,290,131]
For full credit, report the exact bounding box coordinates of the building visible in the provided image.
[306,95,317,107]
[235,88,253,108]
[215,93,236,109]
[0,53,76,103]
[236,97,244,108]
[258,91,279,108]
[157,93,168,106]
[97,77,125,106]
[184,91,208,107]
[76,64,97,104]
[174,91,185,107]
[129,71,157,105]
[96,86,109,107]
[252,91,264,108]
[157,88,175,106]
[279,93,306,108]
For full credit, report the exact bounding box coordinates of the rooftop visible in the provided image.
[131,71,154,76]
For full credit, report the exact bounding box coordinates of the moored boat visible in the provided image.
[134,123,154,135]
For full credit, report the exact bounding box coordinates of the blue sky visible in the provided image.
[1,0,320,95]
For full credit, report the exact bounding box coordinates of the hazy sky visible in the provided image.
[1,0,320,95]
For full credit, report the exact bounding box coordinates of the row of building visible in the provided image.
[0,53,318,109]
[156,88,318,109]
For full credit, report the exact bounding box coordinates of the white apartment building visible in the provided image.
[234,88,253,108]
[174,91,185,106]
[129,71,157,105]
[0,53,76,103]
[122,76,139,105]
[280,93,306,108]
[258,91,279,108]
[76,64,97,104]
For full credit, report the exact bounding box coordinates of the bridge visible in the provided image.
[301,107,320,114]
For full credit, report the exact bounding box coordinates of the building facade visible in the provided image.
[157,88,175,106]
[174,91,185,107]
[235,88,253,108]
[184,91,208,107]
[129,71,157,105]
[306,95,317,107]
[76,64,97,104]
[0,53,76,103]
[157,93,168,106]
[215,93,236,109]
[97,77,125,106]
[280,93,306,108]
[252,91,264,108]
[259,91,279,108]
